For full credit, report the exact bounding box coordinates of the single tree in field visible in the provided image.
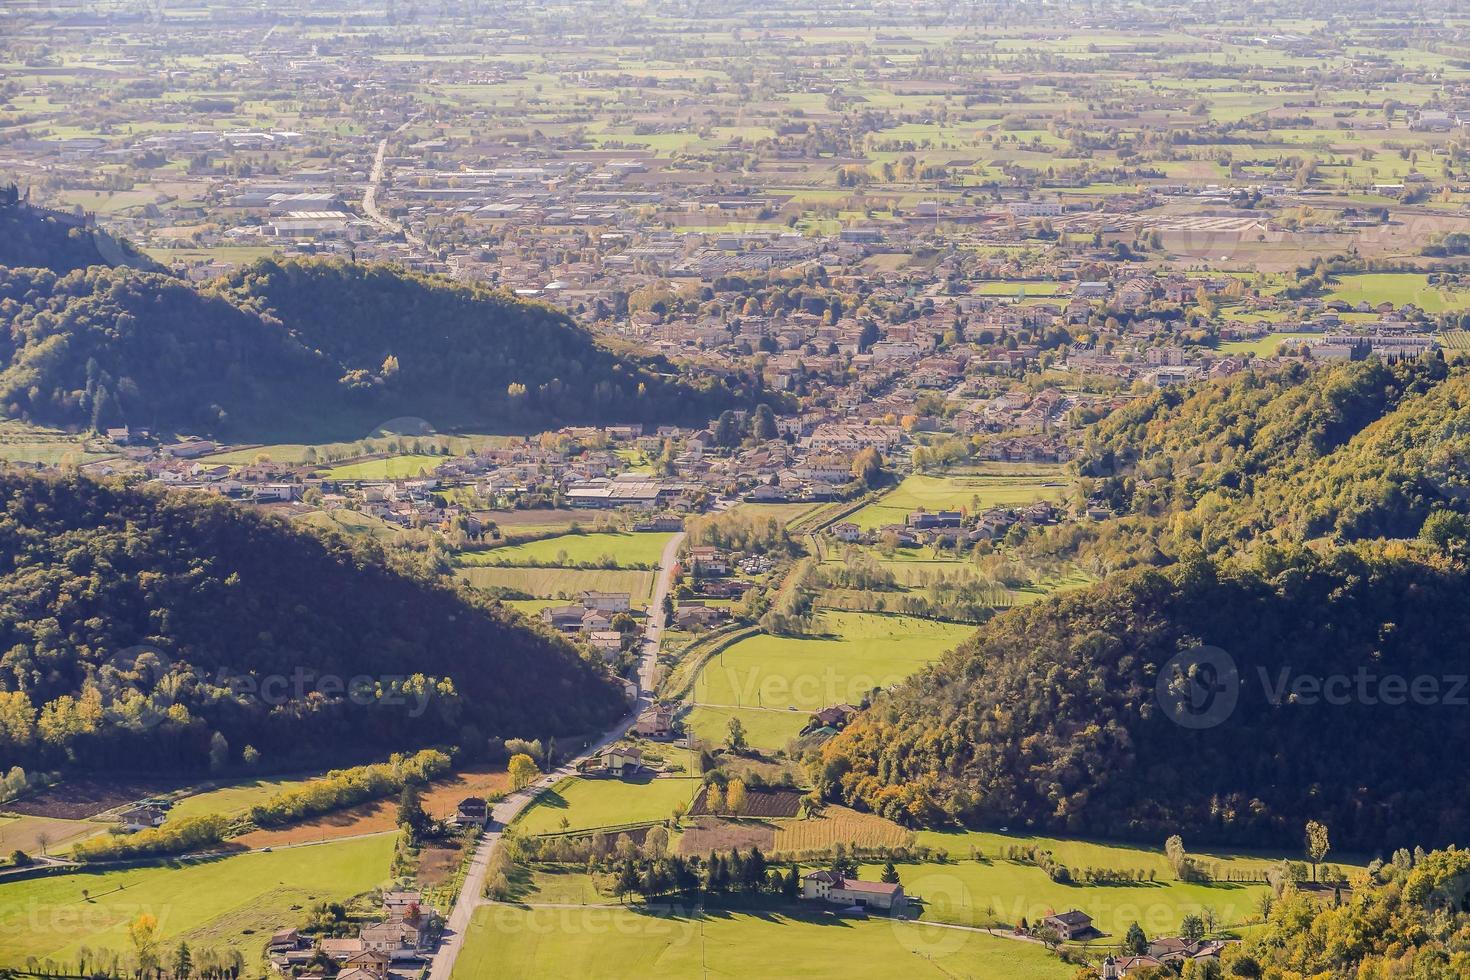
[1165,834,1188,878]
[726,716,747,752]
[1180,913,1205,942]
[508,752,539,790]
[1305,820,1331,882]
[1123,921,1148,955]
[705,783,725,815]
[880,861,900,885]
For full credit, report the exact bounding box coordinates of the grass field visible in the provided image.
[0,834,394,965]
[1217,332,1320,356]
[1320,273,1470,313]
[456,566,656,603]
[463,531,673,568]
[847,473,1069,531]
[515,776,701,836]
[319,454,446,480]
[452,904,1072,979]
[682,703,812,752]
[895,829,1304,938]
[689,612,973,726]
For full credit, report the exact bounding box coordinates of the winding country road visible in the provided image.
[427,531,685,980]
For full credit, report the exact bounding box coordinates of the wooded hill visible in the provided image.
[0,253,775,439]
[0,473,626,775]
[0,190,156,274]
[819,546,1470,851]
[1058,357,1470,564]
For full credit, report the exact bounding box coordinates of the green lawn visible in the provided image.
[515,776,702,836]
[690,612,974,721]
[0,834,394,965]
[320,454,445,480]
[462,531,674,568]
[848,473,1069,531]
[453,904,1072,979]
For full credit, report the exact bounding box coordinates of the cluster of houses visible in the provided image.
[1099,937,1231,977]
[267,891,441,975]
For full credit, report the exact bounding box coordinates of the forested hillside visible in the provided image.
[1072,357,1469,554]
[0,265,331,434]
[221,258,773,431]
[818,546,1470,851]
[0,192,155,274]
[0,254,775,438]
[0,473,626,774]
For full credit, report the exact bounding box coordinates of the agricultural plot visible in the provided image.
[894,829,1321,938]
[515,776,702,836]
[1217,332,1321,356]
[0,834,394,966]
[1319,273,1470,313]
[452,904,1072,979]
[0,815,106,856]
[463,531,673,568]
[319,453,446,480]
[682,704,811,753]
[847,473,1069,531]
[455,566,655,603]
[772,806,915,855]
[688,612,974,731]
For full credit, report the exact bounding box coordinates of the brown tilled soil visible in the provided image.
[675,816,778,855]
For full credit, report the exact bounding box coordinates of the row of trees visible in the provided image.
[249,749,451,827]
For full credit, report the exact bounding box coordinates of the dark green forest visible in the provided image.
[0,473,626,775]
[0,191,155,274]
[0,248,776,439]
[819,545,1470,851]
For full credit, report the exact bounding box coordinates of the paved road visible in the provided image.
[427,531,685,980]
[362,130,426,249]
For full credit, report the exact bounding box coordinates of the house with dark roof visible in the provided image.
[1042,909,1094,940]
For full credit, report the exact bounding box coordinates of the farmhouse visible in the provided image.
[599,745,644,778]
[801,870,907,912]
[581,590,632,612]
[635,703,676,738]
[453,797,489,828]
[118,805,168,833]
[1043,909,1095,940]
[674,602,726,629]
[687,546,730,575]
[588,630,624,657]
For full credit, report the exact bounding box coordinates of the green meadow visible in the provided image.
[452,904,1071,979]
[0,834,394,965]
[463,531,674,569]
[515,776,702,836]
[689,612,974,725]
